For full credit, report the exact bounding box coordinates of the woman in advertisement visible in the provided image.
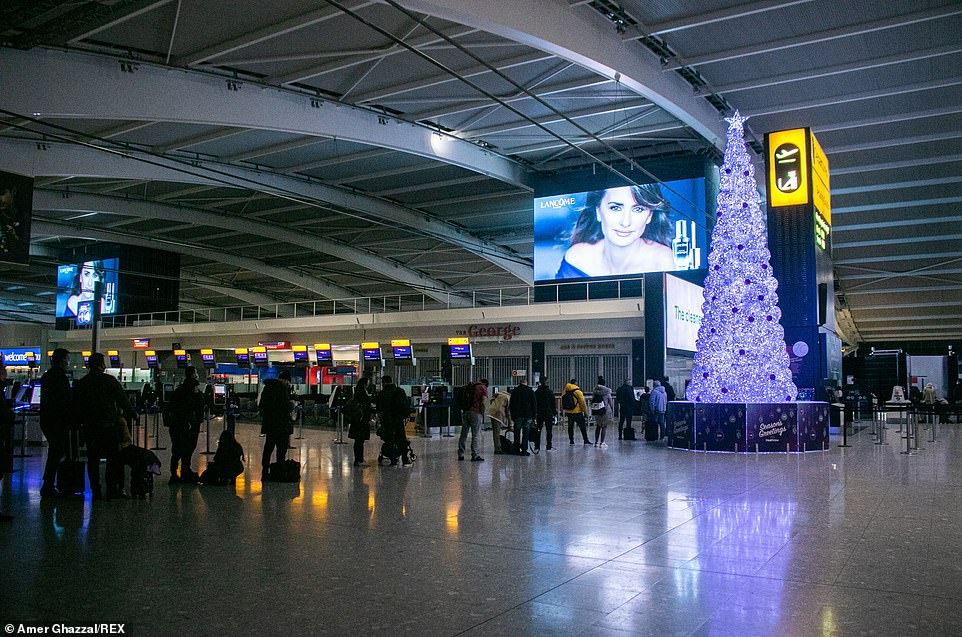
[556,184,675,278]
[64,260,106,318]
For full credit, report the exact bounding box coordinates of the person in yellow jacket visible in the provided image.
[561,380,590,445]
[488,389,511,454]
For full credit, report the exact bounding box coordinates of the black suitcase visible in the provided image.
[644,418,659,441]
[130,472,154,497]
[266,459,301,482]
[623,426,637,441]
[57,430,86,495]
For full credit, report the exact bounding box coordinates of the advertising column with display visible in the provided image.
[765,127,840,394]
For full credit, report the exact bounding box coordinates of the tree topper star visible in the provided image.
[724,110,749,129]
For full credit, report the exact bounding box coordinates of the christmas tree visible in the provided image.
[686,112,798,403]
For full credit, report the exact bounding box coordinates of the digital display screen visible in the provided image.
[174,350,187,368]
[393,346,412,360]
[145,352,158,367]
[665,275,703,353]
[253,351,269,366]
[362,348,381,362]
[108,351,121,368]
[0,348,41,366]
[201,350,215,367]
[450,344,471,359]
[213,384,227,405]
[56,258,120,322]
[293,350,309,363]
[235,352,249,366]
[314,344,332,365]
[30,384,41,405]
[533,178,707,282]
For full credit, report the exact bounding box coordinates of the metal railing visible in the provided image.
[76,277,645,330]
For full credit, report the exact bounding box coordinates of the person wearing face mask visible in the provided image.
[557,184,675,279]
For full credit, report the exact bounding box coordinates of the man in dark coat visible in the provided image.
[534,378,556,451]
[260,370,293,479]
[40,348,72,498]
[376,375,411,466]
[508,377,536,455]
[168,366,205,484]
[0,364,15,520]
[615,379,636,441]
[72,353,135,499]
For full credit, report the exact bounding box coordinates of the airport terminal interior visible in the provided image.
[1,1,961,635]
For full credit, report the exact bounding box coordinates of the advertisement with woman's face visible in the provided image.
[533,178,707,281]
[55,258,119,323]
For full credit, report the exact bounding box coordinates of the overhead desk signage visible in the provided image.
[313,343,332,365]
[0,348,41,365]
[132,339,150,349]
[391,339,412,361]
[361,341,381,362]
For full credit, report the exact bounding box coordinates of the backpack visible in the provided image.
[341,399,364,425]
[590,390,606,416]
[561,390,577,411]
[454,383,477,412]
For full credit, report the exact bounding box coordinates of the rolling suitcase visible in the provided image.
[623,426,637,441]
[644,417,659,442]
[57,430,86,495]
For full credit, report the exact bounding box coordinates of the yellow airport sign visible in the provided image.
[767,128,810,208]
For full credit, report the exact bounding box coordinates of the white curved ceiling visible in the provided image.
[0,0,959,342]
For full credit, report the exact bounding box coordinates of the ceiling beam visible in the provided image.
[833,176,962,195]
[701,43,962,96]
[834,233,962,249]
[634,0,817,35]
[833,196,962,216]
[270,24,479,87]
[828,131,962,155]
[664,5,962,69]
[350,51,550,104]
[153,127,249,154]
[745,76,962,118]
[67,0,176,44]
[33,190,474,306]
[0,138,533,283]
[394,0,728,151]
[831,154,962,176]
[176,1,378,66]
[0,47,527,188]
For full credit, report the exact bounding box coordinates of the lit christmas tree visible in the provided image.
[686,112,798,403]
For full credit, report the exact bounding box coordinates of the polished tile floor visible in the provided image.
[2,418,962,636]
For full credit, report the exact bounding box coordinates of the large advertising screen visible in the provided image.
[665,275,704,353]
[55,258,119,323]
[0,170,34,266]
[534,178,707,282]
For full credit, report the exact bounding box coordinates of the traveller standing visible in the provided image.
[488,389,511,454]
[347,376,375,466]
[0,364,15,519]
[168,366,205,484]
[562,380,589,445]
[650,380,668,439]
[72,353,135,499]
[615,379,635,441]
[39,348,72,498]
[260,370,293,480]
[458,379,487,462]
[376,376,411,466]
[534,378,557,451]
[591,377,614,448]
[662,377,676,402]
[509,377,536,455]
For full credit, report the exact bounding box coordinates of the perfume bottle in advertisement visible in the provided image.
[672,220,692,269]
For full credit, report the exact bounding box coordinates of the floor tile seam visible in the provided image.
[448,567,646,636]
[831,491,886,585]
